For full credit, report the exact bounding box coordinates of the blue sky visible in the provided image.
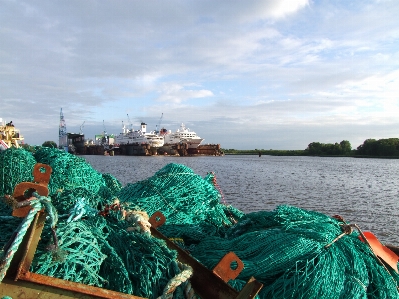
[1,0,399,150]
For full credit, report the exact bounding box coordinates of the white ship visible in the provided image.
[162,123,204,149]
[114,122,164,148]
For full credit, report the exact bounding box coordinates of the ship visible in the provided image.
[0,118,24,150]
[162,123,204,149]
[114,122,164,148]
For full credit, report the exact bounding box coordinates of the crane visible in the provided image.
[101,120,110,150]
[155,113,163,134]
[103,120,108,137]
[127,114,133,131]
[79,121,85,135]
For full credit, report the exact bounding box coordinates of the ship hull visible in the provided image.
[164,138,204,149]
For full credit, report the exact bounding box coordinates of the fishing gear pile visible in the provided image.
[1,147,399,299]
[33,147,120,214]
[191,206,399,298]
[117,163,240,226]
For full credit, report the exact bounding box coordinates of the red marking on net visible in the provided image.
[210,172,225,202]
[99,203,121,217]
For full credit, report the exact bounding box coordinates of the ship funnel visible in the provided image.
[141,122,147,133]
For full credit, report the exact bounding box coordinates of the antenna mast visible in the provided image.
[79,121,85,135]
[59,108,68,152]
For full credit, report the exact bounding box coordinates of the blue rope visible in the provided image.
[67,197,98,223]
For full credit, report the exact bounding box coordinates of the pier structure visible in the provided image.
[82,143,223,156]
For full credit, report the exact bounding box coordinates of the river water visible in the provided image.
[82,154,399,245]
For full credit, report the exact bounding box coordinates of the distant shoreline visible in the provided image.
[223,150,399,159]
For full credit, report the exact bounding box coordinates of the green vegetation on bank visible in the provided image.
[356,138,399,157]
[305,140,352,156]
[222,149,306,156]
[223,138,399,158]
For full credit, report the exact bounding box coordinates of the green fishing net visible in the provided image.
[32,218,108,286]
[117,163,239,227]
[32,215,183,298]
[0,199,20,251]
[1,147,399,299]
[191,205,399,299]
[33,147,118,214]
[0,148,195,299]
[34,147,105,195]
[0,147,36,197]
[0,148,37,248]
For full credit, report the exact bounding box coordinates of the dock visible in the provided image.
[82,143,224,156]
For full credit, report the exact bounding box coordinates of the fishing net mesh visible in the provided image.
[117,163,238,227]
[1,147,399,299]
[33,147,119,214]
[0,147,36,197]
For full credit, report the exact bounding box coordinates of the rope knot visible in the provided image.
[125,210,151,234]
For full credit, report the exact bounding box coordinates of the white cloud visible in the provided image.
[156,83,213,103]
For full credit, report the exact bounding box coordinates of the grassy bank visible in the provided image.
[222,149,306,156]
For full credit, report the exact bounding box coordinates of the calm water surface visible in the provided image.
[82,155,399,245]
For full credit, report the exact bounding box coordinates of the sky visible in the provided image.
[1,0,399,150]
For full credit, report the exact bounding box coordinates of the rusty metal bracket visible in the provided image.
[149,210,166,228]
[213,251,244,282]
[149,212,263,299]
[12,163,52,218]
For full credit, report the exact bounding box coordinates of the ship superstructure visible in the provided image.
[163,123,204,149]
[114,122,164,148]
[0,118,24,150]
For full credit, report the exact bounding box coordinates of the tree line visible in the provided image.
[356,138,399,157]
[305,140,352,156]
[223,138,399,157]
